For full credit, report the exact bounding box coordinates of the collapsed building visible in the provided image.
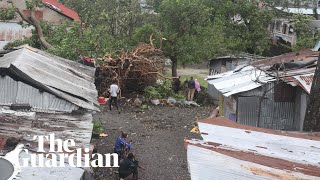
[0,46,98,179]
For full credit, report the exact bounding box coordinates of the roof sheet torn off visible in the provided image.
[185,118,320,180]
[206,66,275,96]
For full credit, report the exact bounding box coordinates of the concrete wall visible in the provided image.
[269,19,297,45]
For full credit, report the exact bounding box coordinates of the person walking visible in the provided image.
[187,77,195,101]
[109,79,120,112]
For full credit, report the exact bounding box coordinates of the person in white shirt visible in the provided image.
[109,80,120,112]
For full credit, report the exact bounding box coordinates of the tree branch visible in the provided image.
[11,1,54,49]
[15,7,32,24]
[29,10,54,49]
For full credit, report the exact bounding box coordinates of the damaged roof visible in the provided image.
[213,52,265,60]
[0,109,93,150]
[207,49,318,96]
[206,66,275,96]
[0,108,94,179]
[0,46,99,111]
[252,49,318,70]
[185,118,320,180]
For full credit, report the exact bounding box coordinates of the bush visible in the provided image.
[93,121,104,134]
[144,80,186,100]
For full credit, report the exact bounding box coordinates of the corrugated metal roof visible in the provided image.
[17,150,85,179]
[252,49,318,69]
[0,109,93,180]
[293,73,313,94]
[207,66,275,96]
[213,52,265,60]
[185,118,320,179]
[207,62,316,96]
[0,46,99,111]
[0,109,93,149]
[276,7,320,15]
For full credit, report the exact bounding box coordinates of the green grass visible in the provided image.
[163,67,208,88]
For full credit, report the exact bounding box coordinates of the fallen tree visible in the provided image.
[96,36,168,95]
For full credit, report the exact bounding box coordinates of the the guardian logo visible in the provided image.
[20,133,119,168]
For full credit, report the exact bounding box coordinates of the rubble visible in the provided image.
[151,99,160,106]
[133,98,143,107]
[167,97,177,105]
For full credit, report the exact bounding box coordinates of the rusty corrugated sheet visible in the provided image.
[185,118,320,180]
[252,49,318,69]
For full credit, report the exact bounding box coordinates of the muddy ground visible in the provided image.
[92,104,213,180]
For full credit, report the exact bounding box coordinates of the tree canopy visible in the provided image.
[1,0,319,76]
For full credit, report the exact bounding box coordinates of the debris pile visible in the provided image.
[97,39,167,95]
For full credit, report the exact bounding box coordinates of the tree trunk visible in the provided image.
[30,12,54,49]
[171,56,178,77]
[15,7,54,49]
[304,52,320,131]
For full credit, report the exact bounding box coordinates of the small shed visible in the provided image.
[206,48,317,131]
[0,46,98,179]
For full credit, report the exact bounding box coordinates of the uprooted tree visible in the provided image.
[96,36,167,95]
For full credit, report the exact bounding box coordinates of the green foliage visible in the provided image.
[93,121,104,134]
[144,81,185,100]
[132,24,161,46]
[213,0,274,54]
[292,14,316,50]
[4,29,41,50]
[25,0,43,10]
[159,0,220,67]
[3,0,316,72]
[144,86,162,99]
[146,0,164,12]
[45,22,113,60]
[0,7,15,20]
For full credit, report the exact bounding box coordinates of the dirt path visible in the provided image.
[92,105,212,180]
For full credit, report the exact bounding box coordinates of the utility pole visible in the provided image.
[304,51,320,131]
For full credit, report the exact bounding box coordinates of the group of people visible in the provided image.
[172,76,201,101]
[187,76,201,101]
[114,132,139,180]
[108,77,201,179]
